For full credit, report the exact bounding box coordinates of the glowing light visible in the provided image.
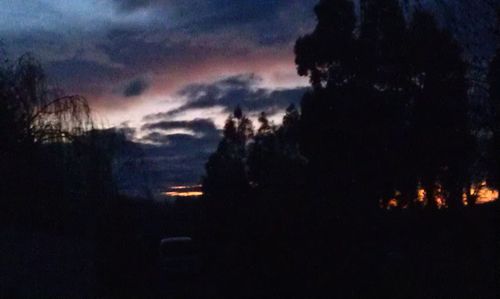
[417,188,426,203]
[435,196,446,209]
[475,187,498,204]
[467,182,499,205]
[381,181,498,209]
[164,191,203,197]
[163,184,203,197]
[387,198,398,210]
[462,192,468,206]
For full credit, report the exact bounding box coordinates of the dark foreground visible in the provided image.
[1,198,498,298]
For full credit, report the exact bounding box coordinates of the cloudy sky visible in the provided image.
[1,0,316,126]
[3,0,497,191]
[1,0,318,190]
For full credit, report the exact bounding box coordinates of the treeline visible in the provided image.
[204,0,500,214]
[0,54,124,230]
[0,54,164,298]
[201,1,499,297]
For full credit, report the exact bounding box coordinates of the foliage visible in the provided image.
[0,53,123,228]
[295,0,473,210]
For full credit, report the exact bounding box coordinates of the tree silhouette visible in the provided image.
[0,54,92,145]
[488,8,500,191]
[202,105,308,295]
[295,0,356,89]
[296,0,413,212]
[248,105,306,210]
[203,106,253,241]
[407,11,472,208]
[196,2,496,297]
[295,0,472,210]
[0,54,95,216]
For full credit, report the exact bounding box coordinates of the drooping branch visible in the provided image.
[29,94,93,143]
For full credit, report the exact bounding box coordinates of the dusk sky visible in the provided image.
[1,0,317,129]
[0,0,323,190]
[2,0,496,191]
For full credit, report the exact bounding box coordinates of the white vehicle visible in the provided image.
[159,237,201,276]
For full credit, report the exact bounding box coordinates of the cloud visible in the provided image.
[124,78,150,97]
[45,58,122,96]
[163,74,308,117]
[139,129,221,187]
[109,0,315,36]
[142,132,191,144]
[133,74,306,188]
[137,117,221,186]
[112,0,156,11]
[2,0,315,118]
[141,118,219,137]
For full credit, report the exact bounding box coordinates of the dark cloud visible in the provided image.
[139,130,221,187]
[162,74,308,117]
[4,0,316,110]
[141,118,219,137]
[134,72,307,187]
[137,117,221,186]
[88,127,213,194]
[107,0,316,46]
[142,132,193,144]
[99,28,175,70]
[96,27,262,93]
[113,0,156,11]
[45,58,122,96]
[115,125,137,139]
[124,78,149,97]
[111,0,313,31]
[175,0,286,33]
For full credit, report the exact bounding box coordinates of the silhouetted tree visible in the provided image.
[295,0,472,210]
[296,0,413,213]
[407,11,472,208]
[203,106,253,240]
[199,2,497,297]
[248,106,306,214]
[295,0,356,89]
[295,0,356,218]
[0,55,91,145]
[0,54,95,222]
[488,8,500,191]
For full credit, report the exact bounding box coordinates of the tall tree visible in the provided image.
[0,54,93,210]
[203,107,254,239]
[408,11,472,208]
[296,0,472,209]
[295,0,357,89]
[488,8,500,190]
[296,0,412,211]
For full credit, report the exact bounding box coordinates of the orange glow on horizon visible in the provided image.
[382,182,498,209]
[163,191,203,197]
[163,184,204,198]
[473,184,499,204]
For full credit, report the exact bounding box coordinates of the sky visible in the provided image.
[2,0,498,194]
[1,0,316,127]
[1,0,317,192]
